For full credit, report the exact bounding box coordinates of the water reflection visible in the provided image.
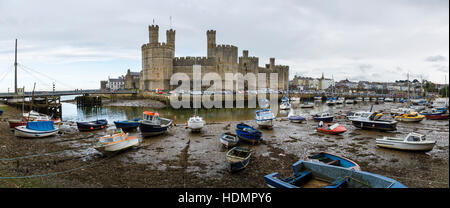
[61,95,383,124]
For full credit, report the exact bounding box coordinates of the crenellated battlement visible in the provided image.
[141,42,175,50]
[215,44,237,49]
[173,56,216,66]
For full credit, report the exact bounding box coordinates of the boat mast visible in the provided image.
[27,82,36,121]
[14,39,18,94]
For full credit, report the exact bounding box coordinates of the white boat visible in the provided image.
[326,98,336,105]
[14,121,59,138]
[376,133,436,151]
[345,99,354,104]
[346,111,367,120]
[22,110,62,125]
[410,105,426,112]
[356,97,363,102]
[384,97,394,102]
[390,108,415,116]
[314,96,322,100]
[93,130,139,152]
[255,109,276,128]
[290,97,300,104]
[363,97,370,101]
[280,102,291,110]
[336,97,344,104]
[187,115,205,132]
[299,102,314,108]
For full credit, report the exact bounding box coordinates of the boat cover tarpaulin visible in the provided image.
[26,121,55,131]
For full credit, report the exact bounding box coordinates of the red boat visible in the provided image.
[316,123,347,135]
[424,113,449,120]
[8,119,27,128]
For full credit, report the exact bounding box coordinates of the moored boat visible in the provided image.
[93,130,139,152]
[226,147,252,172]
[187,115,205,132]
[376,132,436,151]
[8,119,27,128]
[346,111,366,120]
[316,122,346,135]
[255,109,275,128]
[307,152,360,170]
[336,97,344,104]
[314,95,322,100]
[345,99,354,104]
[288,109,306,123]
[279,101,291,110]
[312,113,333,122]
[76,119,108,131]
[420,109,449,120]
[384,97,394,102]
[14,121,59,138]
[220,132,239,148]
[235,123,263,144]
[113,118,140,131]
[299,102,314,108]
[326,97,336,105]
[264,160,406,188]
[349,112,397,131]
[139,111,172,137]
[394,112,425,122]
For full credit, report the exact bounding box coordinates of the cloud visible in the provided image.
[426,55,447,62]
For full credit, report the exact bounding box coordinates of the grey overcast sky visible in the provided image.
[0,0,448,91]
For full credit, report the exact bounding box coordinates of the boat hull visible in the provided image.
[316,125,346,135]
[307,152,360,170]
[220,133,239,148]
[255,119,274,127]
[98,138,139,152]
[226,147,251,172]
[77,120,108,131]
[14,126,59,138]
[139,119,172,137]
[376,139,435,151]
[113,119,140,130]
[350,120,397,131]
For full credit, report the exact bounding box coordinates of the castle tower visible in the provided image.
[166,29,176,50]
[149,25,159,45]
[207,30,216,58]
[141,25,174,91]
[270,58,275,69]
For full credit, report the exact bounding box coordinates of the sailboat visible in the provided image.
[187,108,205,132]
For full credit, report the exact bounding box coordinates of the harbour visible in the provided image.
[0,98,448,188]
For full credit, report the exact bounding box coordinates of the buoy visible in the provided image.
[90,127,94,130]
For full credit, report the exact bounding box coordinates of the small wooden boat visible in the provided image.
[235,123,262,144]
[187,115,205,132]
[76,119,108,131]
[113,118,140,130]
[264,160,406,188]
[349,112,397,131]
[220,132,239,148]
[15,121,59,138]
[255,109,275,128]
[376,132,436,151]
[307,152,360,170]
[316,122,346,135]
[312,113,333,122]
[420,109,449,120]
[138,111,172,137]
[93,130,139,152]
[288,109,306,123]
[394,112,425,122]
[226,147,252,172]
[8,119,27,128]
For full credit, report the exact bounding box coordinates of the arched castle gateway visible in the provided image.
[140,25,289,91]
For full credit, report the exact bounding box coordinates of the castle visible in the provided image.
[139,25,289,91]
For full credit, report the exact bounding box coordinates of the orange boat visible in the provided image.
[316,122,347,135]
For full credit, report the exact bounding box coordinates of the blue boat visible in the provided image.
[281,97,289,102]
[235,123,262,144]
[226,147,252,172]
[264,160,407,188]
[312,113,334,122]
[0,109,3,116]
[138,111,172,137]
[114,118,140,130]
[76,119,108,131]
[307,152,360,170]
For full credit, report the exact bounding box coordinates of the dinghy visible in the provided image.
[235,123,262,144]
[187,115,205,132]
[312,113,334,122]
[113,118,140,131]
[264,160,406,188]
[255,109,275,128]
[226,147,252,172]
[77,119,108,131]
[138,111,172,137]
[316,122,346,135]
[376,132,436,151]
[15,121,59,138]
[220,132,239,148]
[420,109,449,120]
[93,129,139,153]
[394,112,425,122]
[307,152,360,170]
[288,109,306,123]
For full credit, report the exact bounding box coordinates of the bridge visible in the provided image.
[0,89,137,99]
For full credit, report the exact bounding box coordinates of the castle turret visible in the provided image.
[243,50,249,58]
[149,25,159,45]
[270,58,275,69]
[166,29,176,50]
[207,30,216,58]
